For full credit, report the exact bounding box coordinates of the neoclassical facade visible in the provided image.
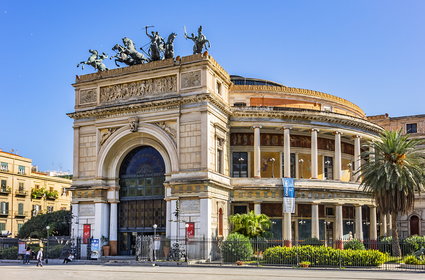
[69,54,387,256]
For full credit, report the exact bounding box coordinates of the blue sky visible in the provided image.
[1,0,424,172]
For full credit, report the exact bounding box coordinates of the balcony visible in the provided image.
[0,210,9,217]
[0,188,11,196]
[15,190,27,197]
[15,211,28,218]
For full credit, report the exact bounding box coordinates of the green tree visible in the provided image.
[18,210,71,238]
[229,211,271,238]
[359,130,425,256]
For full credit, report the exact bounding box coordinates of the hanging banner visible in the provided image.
[186,222,195,239]
[90,238,100,259]
[282,178,295,213]
[83,224,91,244]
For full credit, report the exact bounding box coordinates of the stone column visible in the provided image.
[200,198,212,260]
[254,203,261,215]
[335,205,343,249]
[71,203,79,240]
[253,125,262,178]
[283,127,291,178]
[386,214,393,236]
[311,204,320,239]
[370,206,378,248]
[353,135,361,181]
[94,202,110,256]
[283,212,292,247]
[334,131,342,180]
[355,205,363,241]
[380,213,387,237]
[166,200,171,238]
[109,202,118,256]
[311,129,319,179]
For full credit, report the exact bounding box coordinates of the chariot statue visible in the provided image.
[184,25,210,54]
[164,32,177,59]
[77,49,109,71]
[145,26,165,61]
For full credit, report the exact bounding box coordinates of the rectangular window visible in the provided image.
[282,153,296,178]
[0,223,5,231]
[32,205,41,216]
[324,156,334,180]
[17,223,23,232]
[216,138,224,174]
[18,203,24,215]
[18,165,25,175]
[216,81,222,95]
[18,182,24,192]
[232,152,248,177]
[47,206,54,213]
[0,162,8,171]
[233,205,248,214]
[406,123,417,134]
[0,202,9,215]
[0,180,6,192]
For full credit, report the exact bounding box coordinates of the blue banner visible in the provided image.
[282,178,295,213]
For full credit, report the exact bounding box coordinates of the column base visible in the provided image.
[254,176,261,179]
[283,240,292,247]
[335,240,343,249]
[110,241,118,256]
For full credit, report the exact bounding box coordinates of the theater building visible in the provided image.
[68,54,385,256]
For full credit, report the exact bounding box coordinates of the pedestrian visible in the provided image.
[36,248,43,267]
[63,253,74,264]
[24,246,31,264]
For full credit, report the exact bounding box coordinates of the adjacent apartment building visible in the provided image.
[0,150,72,237]
[368,114,425,237]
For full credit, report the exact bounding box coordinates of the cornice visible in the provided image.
[230,107,383,135]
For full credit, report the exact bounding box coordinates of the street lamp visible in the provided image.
[184,223,189,262]
[268,158,276,178]
[153,224,157,262]
[46,225,50,264]
[298,158,304,178]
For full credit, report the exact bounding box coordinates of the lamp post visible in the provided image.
[184,223,189,262]
[45,225,50,264]
[153,224,157,262]
[298,158,304,178]
[268,158,276,178]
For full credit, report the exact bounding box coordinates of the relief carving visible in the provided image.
[79,88,97,105]
[99,127,119,145]
[153,121,177,142]
[181,70,201,89]
[100,75,177,103]
[129,116,139,132]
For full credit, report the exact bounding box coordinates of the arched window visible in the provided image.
[410,215,420,236]
[218,208,223,236]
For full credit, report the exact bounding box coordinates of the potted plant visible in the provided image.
[299,261,311,268]
[101,236,110,256]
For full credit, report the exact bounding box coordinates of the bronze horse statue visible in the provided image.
[77,49,109,71]
[164,32,177,59]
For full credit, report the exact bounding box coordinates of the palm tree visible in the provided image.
[359,130,425,256]
[229,211,271,238]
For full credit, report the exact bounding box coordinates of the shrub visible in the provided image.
[0,246,18,259]
[344,239,365,250]
[222,233,253,262]
[300,237,323,247]
[403,255,425,265]
[403,235,425,255]
[263,245,386,267]
[47,244,67,259]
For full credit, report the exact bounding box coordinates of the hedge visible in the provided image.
[222,233,253,262]
[263,245,386,266]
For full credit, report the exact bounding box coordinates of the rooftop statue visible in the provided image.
[111,43,135,67]
[145,26,165,61]
[77,49,109,72]
[122,37,149,65]
[184,25,210,54]
[164,32,177,59]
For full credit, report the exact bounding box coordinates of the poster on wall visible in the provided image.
[282,178,295,213]
[83,224,91,244]
[186,222,195,239]
[90,238,100,259]
[18,242,26,255]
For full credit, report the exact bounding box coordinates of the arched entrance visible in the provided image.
[118,146,166,255]
[410,215,420,236]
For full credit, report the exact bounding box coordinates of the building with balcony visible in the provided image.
[68,53,386,257]
[368,114,425,237]
[0,150,72,237]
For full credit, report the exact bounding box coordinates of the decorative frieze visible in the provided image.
[79,88,97,105]
[99,75,177,103]
[181,70,201,89]
[99,127,119,145]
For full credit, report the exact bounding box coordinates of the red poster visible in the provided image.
[83,224,91,244]
[186,222,195,239]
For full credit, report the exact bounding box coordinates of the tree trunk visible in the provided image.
[391,212,401,257]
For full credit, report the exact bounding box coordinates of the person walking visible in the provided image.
[36,248,43,267]
[24,246,31,264]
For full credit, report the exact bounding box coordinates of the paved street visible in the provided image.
[0,264,423,280]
